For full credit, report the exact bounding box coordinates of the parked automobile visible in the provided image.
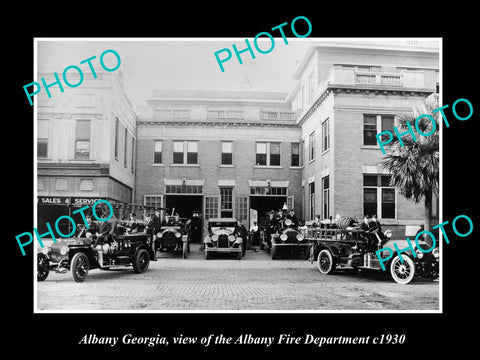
[37,222,155,283]
[155,218,190,259]
[204,218,243,260]
[269,212,309,260]
[304,226,439,284]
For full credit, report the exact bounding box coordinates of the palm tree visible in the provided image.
[380,97,439,237]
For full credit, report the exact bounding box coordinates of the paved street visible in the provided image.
[36,244,439,311]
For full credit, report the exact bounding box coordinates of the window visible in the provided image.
[309,132,315,161]
[363,115,377,145]
[165,185,203,194]
[221,141,233,165]
[38,119,48,158]
[269,143,280,166]
[235,196,248,223]
[363,114,395,146]
[114,117,119,158]
[220,187,233,218]
[124,128,128,167]
[75,119,91,159]
[291,142,300,167]
[322,176,330,219]
[131,137,135,172]
[187,141,198,164]
[255,142,281,166]
[309,182,315,220]
[173,141,184,164]
[144,195,162,208]
[322,119,329,152]
[250,187,287,196]
[205,196,219,220]
[173,141,198,164]
[256,143,267,165]
[153,141,162,164]
[363,174,396,219]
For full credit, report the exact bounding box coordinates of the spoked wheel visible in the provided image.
[390,255,415,284]
[133,248,150,273]
[71,252,89,283]
[317,249,335,274]
[37,253,49,281]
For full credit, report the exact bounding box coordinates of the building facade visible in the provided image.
[36,70,137,233]
[134,40,439,238]
[134,90,302,235]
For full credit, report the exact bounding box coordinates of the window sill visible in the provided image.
[321,149,330,156]
[151,163,164,167]
[308,159,315,164]
[289,166,303,169]
[253,165,283,169]
[219,164,235,168]
[170,163,200,167]
[361,145,379,150]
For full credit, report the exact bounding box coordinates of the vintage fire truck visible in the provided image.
[302,221,439,284]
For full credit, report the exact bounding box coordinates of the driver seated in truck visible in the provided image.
[93,211,118,266]
[127,213,138,234]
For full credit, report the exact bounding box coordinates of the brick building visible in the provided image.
[134,40,439,238]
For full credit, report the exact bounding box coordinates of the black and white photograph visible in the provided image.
[32,38,442,312]
[8,8,479,357]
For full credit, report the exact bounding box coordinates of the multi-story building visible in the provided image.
[36,70,136,233]
[134,40,439,238]
[289,40,439,237]
[134,90,302,234]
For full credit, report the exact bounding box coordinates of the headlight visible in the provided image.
[228,235,236,242]
[60,246,69,256]
[432,248,440,258]
[157,232,163,238]
[415,249,424,259]
[204,236,211,243]
[296,234,304,241]
[285,219,292,226]
[280,234,288,241]
[212,234,218,242]
[175,232,182,238]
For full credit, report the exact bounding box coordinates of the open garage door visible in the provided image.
[249,195,286,229]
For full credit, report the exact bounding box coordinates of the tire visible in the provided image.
[237,251,242,260]
[390,255,415,284]
[271,245,277,260]
[37,253,49,282]
[132,248,150,273]
[71,252,89,283]
[182,241,188,259]
[317,249,335,274]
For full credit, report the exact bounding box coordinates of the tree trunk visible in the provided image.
[424,190,433,246]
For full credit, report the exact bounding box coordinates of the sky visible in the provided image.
[36,39,311,108]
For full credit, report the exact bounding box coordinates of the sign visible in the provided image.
[37,197,71,205]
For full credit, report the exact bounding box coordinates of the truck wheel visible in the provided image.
[71,252,89,283]
[182,241,188,259]
[37,253,49,281]
[390,255,415,284]
[132,248,150,273]
[317,249,336,274]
